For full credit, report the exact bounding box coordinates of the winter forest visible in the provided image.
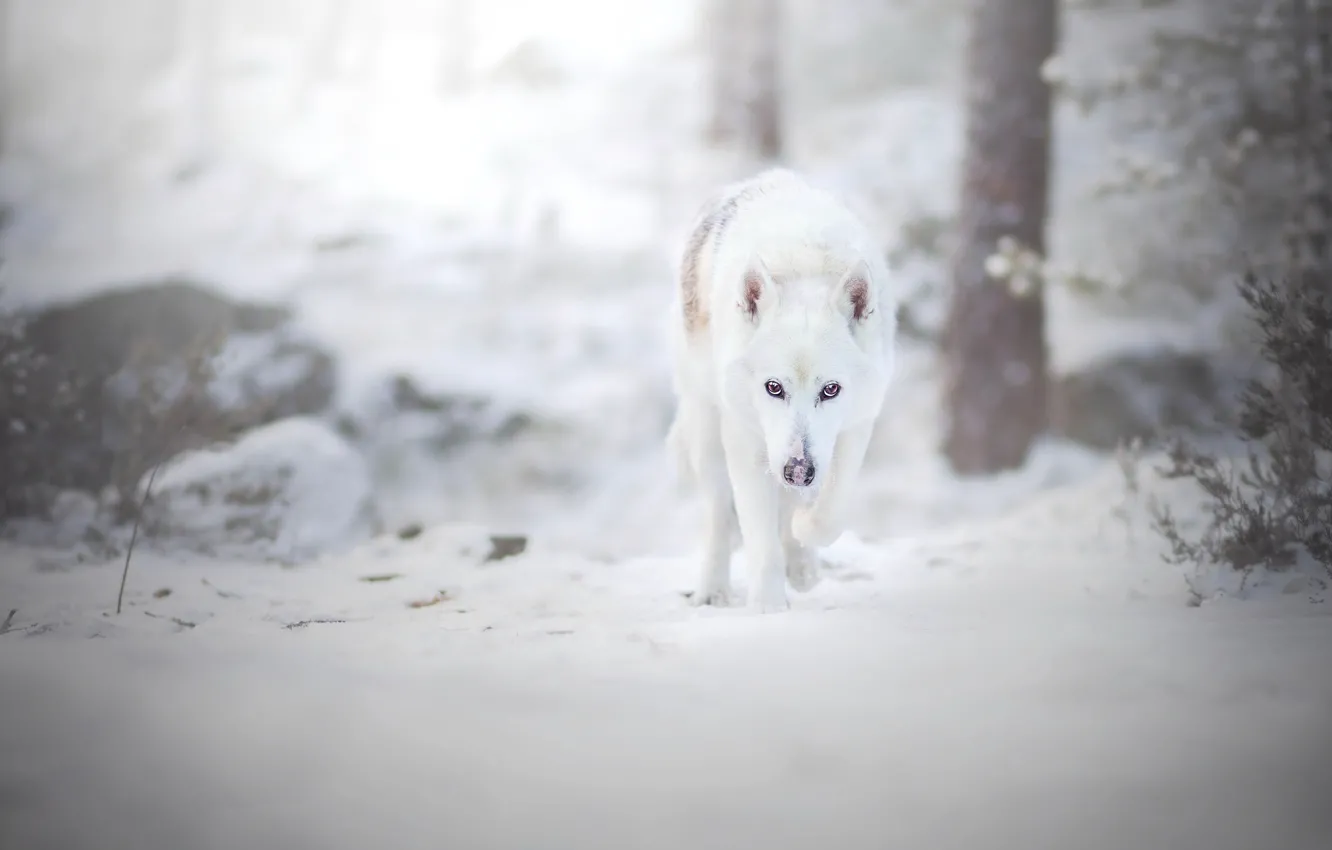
[1,0,1330,847]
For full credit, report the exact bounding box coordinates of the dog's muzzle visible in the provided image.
[782,456,816,487]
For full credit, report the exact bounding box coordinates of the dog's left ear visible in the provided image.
[740,258,776,323]
[834,261,873,325]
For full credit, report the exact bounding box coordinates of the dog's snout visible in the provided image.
[782,457,816,487]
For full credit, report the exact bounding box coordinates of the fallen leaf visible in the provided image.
[407,590,453,609]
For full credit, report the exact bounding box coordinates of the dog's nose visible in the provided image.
[782,457,816,487]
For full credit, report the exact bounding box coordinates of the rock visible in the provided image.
[340,373,532,453]
[2,278,336,516]
[0,308,98,516]
[336,373,539,529]
[19,278,289,368]
[396,522,425,541]
[203,328,337,431]
[142,418,379,563]
[1050,350,1251,451]
[2,490,103,551]
[483,534,528,563]
[389,374,531,445]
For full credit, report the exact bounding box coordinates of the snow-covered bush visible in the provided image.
[1151,269,1332,580]
[1147,0,1332,583]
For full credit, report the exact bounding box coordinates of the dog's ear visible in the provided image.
[834,261,873,325]
[740,259,774,323]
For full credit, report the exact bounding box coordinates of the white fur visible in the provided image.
[669,168,897,613]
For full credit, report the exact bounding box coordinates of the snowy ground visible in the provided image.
[3,461,1331,849]
[3,2,1331,847]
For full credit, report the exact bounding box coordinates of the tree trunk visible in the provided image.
[0,0,8,159]
[941,0,1057,475]
[704,0,783,161]
[743,0,783,161]
[704,0,744,144]
[439,0,472,94]
[311,0,352,82]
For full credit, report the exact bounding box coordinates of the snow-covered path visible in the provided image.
[3,580,1328,850]
[3,466,1330,850]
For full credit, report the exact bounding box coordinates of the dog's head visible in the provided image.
[722,258,890,494]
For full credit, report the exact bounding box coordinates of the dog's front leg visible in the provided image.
[688,405,737,606]
[792,421,875,549]
[721,420,787,613]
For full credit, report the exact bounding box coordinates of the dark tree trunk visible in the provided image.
[941,0,1058,475]
[704,0,783,161]
[0,0,7,159]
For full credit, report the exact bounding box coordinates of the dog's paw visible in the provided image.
[684,586,736,608]
[785,547,822,593]
[791,506,841,549]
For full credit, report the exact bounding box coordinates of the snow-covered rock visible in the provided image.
[142,417,379,563]
[5,279,337,517]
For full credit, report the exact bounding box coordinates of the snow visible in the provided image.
[143,417,379,563]
[3,460,1330,849]
[2,1,1331,847]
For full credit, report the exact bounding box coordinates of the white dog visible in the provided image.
[667,168,897,613]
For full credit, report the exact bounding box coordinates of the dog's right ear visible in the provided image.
[740,260,773,323]
[833,259,874,327]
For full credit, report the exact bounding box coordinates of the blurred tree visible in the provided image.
[439,0,472,94]
[704,0,743,144]
[1289,0,1332,277]
[704,0,783,161]
[941,0,1058,475]
[0,0,7,158]
[1044,0,1322,337]
[311,0,352,82]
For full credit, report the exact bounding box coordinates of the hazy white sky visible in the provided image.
[470,0,695,70]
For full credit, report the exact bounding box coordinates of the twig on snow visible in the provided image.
[116,462,162,615]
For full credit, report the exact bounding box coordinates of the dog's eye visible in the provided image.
[820,382,841,400]
[764,380,785,398]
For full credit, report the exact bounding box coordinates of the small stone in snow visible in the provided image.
[397,523,424,541]
[484,535,528,563]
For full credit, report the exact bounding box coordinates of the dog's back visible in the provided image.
[675,169,889,342]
